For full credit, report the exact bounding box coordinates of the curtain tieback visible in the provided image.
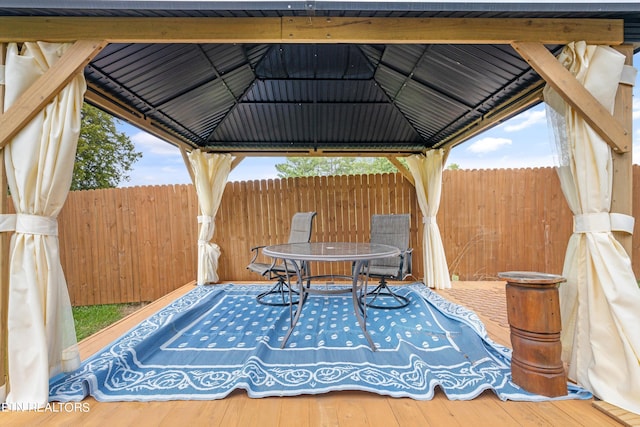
[197,215,215,245]
[620,65,637,86]
[423,216,436,225]
[573,212,634,234]
[198,215,213,224]
[199,241,220,248]
[0,213,58,235]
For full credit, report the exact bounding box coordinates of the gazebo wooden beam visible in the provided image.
[611,44,635,257]
[0,17,623,45]
[179,147,196,186]
[0,40,107,149]
[386,157,415,186]
[283,17,623,45]
[0,17,282,43]
[230,156,245,173]
[512,41,630,154]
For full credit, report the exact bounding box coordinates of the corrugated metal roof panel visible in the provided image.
[396,79,473,139]
[245,79,387,103]
[255,45,375,80]
[160,81,235,134]
[209,102,420,144]
[80,38,570,151]
[2,1,640,15]
[91,44,217,106]
[200,44,255,76]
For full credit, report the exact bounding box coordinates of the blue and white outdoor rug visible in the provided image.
[49,283,590,402]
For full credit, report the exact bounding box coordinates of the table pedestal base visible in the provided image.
[499,271,568,398]
[508,325,567,397]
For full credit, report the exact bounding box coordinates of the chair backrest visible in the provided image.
[369,214,411,276]
[287,212,317,244]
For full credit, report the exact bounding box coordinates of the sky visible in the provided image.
[117,54,640,187]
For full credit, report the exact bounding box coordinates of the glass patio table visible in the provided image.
[262,242,401,351]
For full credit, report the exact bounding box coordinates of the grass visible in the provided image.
[72,303,146,341]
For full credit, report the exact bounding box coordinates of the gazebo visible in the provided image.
[0,0,639,416]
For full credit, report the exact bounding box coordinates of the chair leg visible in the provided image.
[359,278,410,309]
[256,278,300,306]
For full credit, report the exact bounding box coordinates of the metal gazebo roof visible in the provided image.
[1,1,639,156]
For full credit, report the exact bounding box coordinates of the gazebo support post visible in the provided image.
[0,41,8,401]
[611,44,634,258]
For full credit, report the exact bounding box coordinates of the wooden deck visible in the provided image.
[1,281,631,426]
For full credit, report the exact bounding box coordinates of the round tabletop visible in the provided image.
[262,242,400,262]
[498,271,566,285]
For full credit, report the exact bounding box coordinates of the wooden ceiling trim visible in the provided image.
[0,39,107,149]
[85,88,195,152]
[0,17,624,45]
[434,82,545,150]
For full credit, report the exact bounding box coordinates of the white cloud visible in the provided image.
[123,164,191,187]
[634,128,640,165]
[633,97,640,120]
[466,137,512,154]
[131,131,181,156]
[503,109,547,132]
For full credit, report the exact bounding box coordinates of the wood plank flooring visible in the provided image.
[0,281,627,426]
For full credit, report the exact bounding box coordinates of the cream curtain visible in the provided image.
[2,42,84,408]
[544,41,640,415]
[406,150,451,289]
[187,150,232,285]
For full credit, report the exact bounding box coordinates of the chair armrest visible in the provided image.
[249,245,267,264]
[400,248,413,279]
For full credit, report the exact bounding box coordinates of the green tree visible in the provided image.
[275,157,406,178]
[73,104,142,190]
[447,163,460,170]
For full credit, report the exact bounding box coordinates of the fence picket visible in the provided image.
[57,168,638,305]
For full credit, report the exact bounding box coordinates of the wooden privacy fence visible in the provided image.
[55,167,640,306]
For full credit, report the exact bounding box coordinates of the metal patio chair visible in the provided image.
[247,212,316,306]
[360,214,413,309]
